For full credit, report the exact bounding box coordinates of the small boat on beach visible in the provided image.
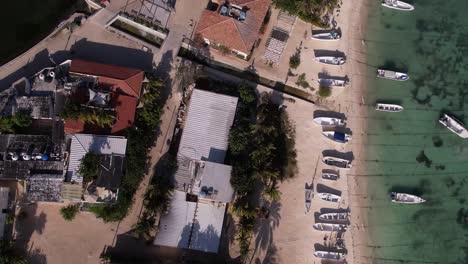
[313,117,344,126]
[391,192,426,204]
[318,78,347,87]
[382,0,414,11]
[317,192,342,203]
[305,187,313,213]
[322,156,352,170]
[313,223,347,232]
[311,31,341,41]
[314,56,346,66]
[319,212,349,221]
[322,131,351,144]
[439,114,468,138]
[377,69,409,81]
[322,172,339,181]
[314,251,346,260]
[375,103,404,113]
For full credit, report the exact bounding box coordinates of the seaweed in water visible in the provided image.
[416,150,432,167]
[435,164,445,170]
[456,208,468,227]
[432,136,443,147]
[460,198,466,205]
[444,176,455,188]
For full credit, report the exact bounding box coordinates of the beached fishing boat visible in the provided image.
[377,69,409,81]
[314,251,346,260]
[305,187,313,213]
[439,114,468,138]
[319,212,349,221]
[311,31,341,41]
[317,192,342,203]
[391,192,426,204]
[322,173,339,181]
[313,117,344,126]
[382,0,414,11]
[313,223,347,232]
[322,156,352,169]
[322,131,351,143]
[314,56,346,66]
[317,78,347,87]
[375,103,404,113]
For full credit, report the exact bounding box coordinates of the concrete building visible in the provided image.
[154,89,238,253]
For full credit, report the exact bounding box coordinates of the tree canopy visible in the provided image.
[272,0,339,27]
[79,152,101,183]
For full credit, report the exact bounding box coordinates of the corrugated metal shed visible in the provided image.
[66,134,127,183]
[178,89,238,163]
[154,190,226,253]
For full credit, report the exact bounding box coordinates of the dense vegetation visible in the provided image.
[0,112,32,134]
[60,204,80,221]
[0,240,26,264]
[60,101,115,127]
[195,77,297,258]
[90,76,165,222]
[79,152,101,183]
[272,0,339,27]
[317,83,331,97]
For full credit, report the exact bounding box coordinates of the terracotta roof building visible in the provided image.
[196,0,270,59]
[63,60,144,135]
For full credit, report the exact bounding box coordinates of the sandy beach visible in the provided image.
[247,0,373,263]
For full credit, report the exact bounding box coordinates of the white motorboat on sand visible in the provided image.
[311,31,341,41]
[313,117,344,126]
[375,103,404,113]
[382,0,414,11]
[314,251,346,260]
[439,114,468,138]
[317,192,341,203]
[322,173,339,181]
[318,78,347,87]
[322,156,352,169]
[314,56,345,66]
[319,212,349,221]
[377,69,409,81]
[322,131,351,144]
[313,223,347,232]
[391,192,426,204]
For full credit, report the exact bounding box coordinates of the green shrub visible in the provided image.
[289,50,301,69]
[272,0,339,28]
[60,204,79,221]
[295,73,310,88]
[79,152,101,183]
[317,84,332,97]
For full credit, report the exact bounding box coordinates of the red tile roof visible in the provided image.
[196,0,270,54]
[70,59,144,97]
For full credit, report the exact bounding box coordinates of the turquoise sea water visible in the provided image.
[362,0,468,263]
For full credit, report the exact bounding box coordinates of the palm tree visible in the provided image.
[132,218,154,240]
[231,196,257,218]
[262,184,281,202]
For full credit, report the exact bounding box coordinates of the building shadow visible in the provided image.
[313,110,346,121]
[321,150,354,163]
[313,49,346,58]
[69,39,154,71]
[316,184,342,197]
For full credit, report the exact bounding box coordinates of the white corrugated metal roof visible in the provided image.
[154,190,226,253]
[66,134,127,183]
[198,161,234,203]
[178,89,238,163]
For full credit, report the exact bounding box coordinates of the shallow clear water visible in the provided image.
[362,0,468,263]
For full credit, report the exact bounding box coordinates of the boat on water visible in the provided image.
[322,173,339,181]
[317,192,341,203]
[322,156,352,170]
[313,117,344,126]
[377,69,409,81]
[375,103,404,113]
[319,212,349,221]
[314,56,345,66]
[318,78,347,87]
[439,114,468,138]
[391,192,426,204]
[322,131,351,144]
[382,0,414,11]
[314,251,346,260]
[311,31,341,41]
[313,223,347,232]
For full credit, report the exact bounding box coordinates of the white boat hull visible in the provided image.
[322,156,352,170]
[375,103,404,112]
[313,117,344,126]
[391,192,426,204]
[319,212,348,221]
[314,56,345,66]
[322,131,351,143]
[311,33,341,41]
[313,223,347,232]
[317,192,342,203]
[318,78,347,87]
[314,251,346,260]
[382,0,414,11]
[439,114,468,138]
[322,173,339,181]
[377,69,409,81]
